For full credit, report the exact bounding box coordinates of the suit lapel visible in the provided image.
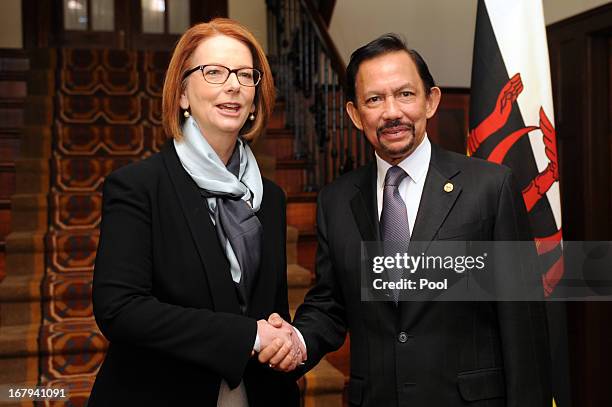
[161,141,241,314]
[350,162,379,242]
[411,145,462,245]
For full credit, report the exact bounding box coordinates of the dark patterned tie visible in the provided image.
[380,166,410,302]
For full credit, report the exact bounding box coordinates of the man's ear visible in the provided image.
[425,86,441,119]
[346,101,363,130]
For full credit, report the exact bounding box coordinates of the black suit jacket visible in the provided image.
[89,141,299,406]
[293,144,551,406]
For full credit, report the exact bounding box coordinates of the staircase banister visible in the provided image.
[300,0,347,85]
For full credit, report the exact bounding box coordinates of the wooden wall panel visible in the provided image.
[427,90,469,155]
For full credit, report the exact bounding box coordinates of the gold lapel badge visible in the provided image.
[443,182,454,193]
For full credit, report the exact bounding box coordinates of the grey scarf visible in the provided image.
[174,117,263,313]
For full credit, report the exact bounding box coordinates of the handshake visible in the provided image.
[255,313,307,372]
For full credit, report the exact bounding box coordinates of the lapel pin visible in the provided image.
[443,182,454,193]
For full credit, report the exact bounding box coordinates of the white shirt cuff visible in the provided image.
[254,333,261,353]
[292,326,307,354]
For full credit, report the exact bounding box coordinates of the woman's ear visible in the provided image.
[180,83,190,110]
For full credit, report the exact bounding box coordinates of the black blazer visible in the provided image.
[293,144,551,406]
[89,141,299,406]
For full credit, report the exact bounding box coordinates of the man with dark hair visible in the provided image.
[264,33,551,406]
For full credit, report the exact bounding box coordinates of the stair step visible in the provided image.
[255,153,276,181]
[266,128,293,137]
[287,191,317,203]
[0,274,43,302]
[257,130,294,159]
[287,263,312,310]
[0,106,23,129]
[297,229,317,275]
[275,159,312,195]
[0,251,5,283]
[9,193,48,232]
[287,263,311,288]
[0,323,39,358]
[0,320,106,359]
[287,192,317,234]
[0,80,27,99]
[0,298,40,327]
[0,52,29,72]
[0,271,95,326]
[27,69,55,96]
[268,101,286,129]
[5,231,47,276]
[19,125,52,159]
[0,272,92,302]
[7,228,99,254]
[23,96,53,126]
[277,158,311,169]
[0,135,20,163]
[325,334,351,381]
[286,225,298,264]
[303,358,345,406]
[14,158,50,195]
[0,356,39,387]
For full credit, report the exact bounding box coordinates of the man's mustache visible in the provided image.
[377,120,414,134]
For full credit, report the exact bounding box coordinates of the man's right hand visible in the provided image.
[256,319,302,371]
[257,313,307,372]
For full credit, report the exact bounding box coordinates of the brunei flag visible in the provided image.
[468,1,570,406]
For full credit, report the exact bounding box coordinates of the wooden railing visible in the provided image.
[266,0,373,191]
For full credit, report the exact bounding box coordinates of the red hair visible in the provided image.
[162,18,275,142]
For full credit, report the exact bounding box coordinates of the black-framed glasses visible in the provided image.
[182,64,262,87]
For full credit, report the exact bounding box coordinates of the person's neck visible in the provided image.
[202,132,238,165]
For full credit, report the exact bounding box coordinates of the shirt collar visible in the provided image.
[376,134,431,187]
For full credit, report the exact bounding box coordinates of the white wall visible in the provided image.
[0,0,22,48]
[329,0,477,88]
[228,0,268,52]
[543,0,610,23]
[329,0,611,88]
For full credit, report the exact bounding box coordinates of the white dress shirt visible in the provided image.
[375,135,431,232]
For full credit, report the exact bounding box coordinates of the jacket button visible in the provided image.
[398,332,408,343]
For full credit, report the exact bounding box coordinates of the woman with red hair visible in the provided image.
[89,18,299,406]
